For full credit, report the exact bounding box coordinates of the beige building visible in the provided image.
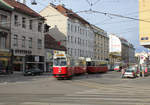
[139,0,150,48]
[40,4,94,59]
[3,0,45,71]
[91,25,109,60]
[0,1,13,72]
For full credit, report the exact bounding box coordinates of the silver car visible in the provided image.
[123,66,138,78]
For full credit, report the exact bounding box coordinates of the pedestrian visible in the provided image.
[121,66,125,78]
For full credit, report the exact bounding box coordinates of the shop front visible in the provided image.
[13,56,24,71]
[25,55,44,72]
[0,51,12,74]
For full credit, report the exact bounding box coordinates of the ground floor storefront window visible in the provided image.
[0,52,12,74]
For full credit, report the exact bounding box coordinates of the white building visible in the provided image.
[109,34,135,64]
[3,0,45,71]
[40,4,94,59]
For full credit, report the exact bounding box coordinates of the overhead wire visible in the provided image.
[93,0,102,6]
[85,0,92,6]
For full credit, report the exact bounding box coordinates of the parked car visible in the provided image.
[123,66,138,78]
[24,67,43,76]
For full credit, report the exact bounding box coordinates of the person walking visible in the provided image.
[121,66,125,78]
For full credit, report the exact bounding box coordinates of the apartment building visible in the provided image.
[109,34,135,65]
[91,25,109,60]
[0,0,13,72]
[40,4,94,59]
[3,0,45,71]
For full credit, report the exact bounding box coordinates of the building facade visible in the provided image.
[91,25,109,60]
[139,0,150,48]
[3,0,45,71]
[40,4,94,59]
[0,1,13,73]
[109,34,135,65]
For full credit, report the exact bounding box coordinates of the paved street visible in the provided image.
[0,71,150,105]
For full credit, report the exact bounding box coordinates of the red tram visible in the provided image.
[86,60,108,73]
[53,51,87,79]
[53,51,74,79]
[53,51,108,80]
[74,57,86,75]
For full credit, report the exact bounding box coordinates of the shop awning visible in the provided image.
[0,58,9,61]
[0,0,14,11]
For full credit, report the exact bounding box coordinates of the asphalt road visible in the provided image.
[0,71,150,105]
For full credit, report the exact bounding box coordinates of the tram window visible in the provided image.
[54,58,66,66]
[87,62,91,66]
[61,61,66,66]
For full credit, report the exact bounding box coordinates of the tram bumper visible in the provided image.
[53,74,68,78]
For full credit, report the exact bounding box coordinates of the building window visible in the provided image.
[78,26,80,33]
[141,37,149,40]
[22,36,26,48]
[14,35,18,47]
[67,48,70,55]
[0,36,6,49]
[38,22,42,32]
[146,37,149,40]
[80,28,82,34]
[22,17,26,28]
[29,20,33,30]
[71,36,73,43]
[71,25,73,32]
[68,23,70,31]
[70,48,72,55]
[75,37,76,43]
[29,38,32,48]
[68,36,70,42]
[38,39,42,48]
[14,15,18,26]
[1,15,7,25]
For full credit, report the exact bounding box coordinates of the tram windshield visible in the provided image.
[53,58,67,66]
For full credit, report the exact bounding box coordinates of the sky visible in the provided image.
[26,0,148,52]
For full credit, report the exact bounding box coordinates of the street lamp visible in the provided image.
[31,0,37,5]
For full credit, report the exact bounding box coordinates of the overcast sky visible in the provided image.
[26,0,147,52]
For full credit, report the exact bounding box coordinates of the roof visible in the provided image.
[119,37,128,42]
[0,0,14,11]
[3,0,43,18]
[45,34,66,51]
[55,5,90,25]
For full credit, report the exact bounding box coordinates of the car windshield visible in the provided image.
[54,58,67,66]
[126,67,135,72]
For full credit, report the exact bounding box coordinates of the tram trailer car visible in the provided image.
[74,57,87,75]
[86,60,108,74]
